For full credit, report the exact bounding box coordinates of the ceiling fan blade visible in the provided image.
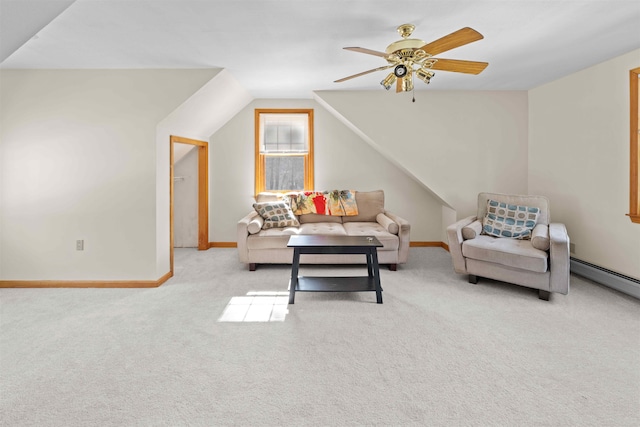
[429,58,489,74]
[334,65,393,83]
[343,47,389,58]
[418,27,484,56]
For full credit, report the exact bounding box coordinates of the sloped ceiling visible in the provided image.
[1,0,639,98]
[0,0,75,62]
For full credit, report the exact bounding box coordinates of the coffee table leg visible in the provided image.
[371,249,382,304]
[289,248,301,304]
[366,250,374,277]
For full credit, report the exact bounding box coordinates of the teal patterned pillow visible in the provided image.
[482,199,539,239]
[253,201,300,229]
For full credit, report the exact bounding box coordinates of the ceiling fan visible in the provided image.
[335,24,488,93]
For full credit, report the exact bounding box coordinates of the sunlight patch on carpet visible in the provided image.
[218,291,290,322]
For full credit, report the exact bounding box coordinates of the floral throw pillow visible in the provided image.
[482,199,539,239]
[253,201,300,229]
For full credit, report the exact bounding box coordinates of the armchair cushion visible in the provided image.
[482,199,539,239]
[462,236,548,273]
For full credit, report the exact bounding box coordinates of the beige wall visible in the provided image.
[0,69,218,280]
[529,49,640,280]
[209,99,443,242]
[3,51,637,282]
[154,69,251,277]
[314,90,529,220]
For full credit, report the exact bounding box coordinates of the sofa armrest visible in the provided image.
[549,223,570,295]
[446,215,476,274]
[376,213,399,234]
[237,211,259,263]
[383,211,411,264]
[531,223,550,250]
[462,220,483,240]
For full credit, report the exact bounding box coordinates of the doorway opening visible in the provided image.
[170,135,209,271]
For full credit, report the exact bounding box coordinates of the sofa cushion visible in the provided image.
[299,213,343,224]
[298,222,348,235]
[482,199,539,239]
[253,201,300,229]
[343,222,399,251]
[256,192,284,203]
[462,235,548,273]
[247,233,297,250]
[342,190,385,223]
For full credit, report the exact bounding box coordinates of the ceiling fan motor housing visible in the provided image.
[385,38,428,55]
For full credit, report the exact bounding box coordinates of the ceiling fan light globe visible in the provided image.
[380,73,397,90]
[401,74,414,92]
[416,68,435,83]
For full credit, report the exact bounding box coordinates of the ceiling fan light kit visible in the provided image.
[336,24,488,97]
[380,73,396,90]
[416,68,435,84]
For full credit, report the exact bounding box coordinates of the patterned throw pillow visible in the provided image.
[482,199,539,239]
[252,201,300,229]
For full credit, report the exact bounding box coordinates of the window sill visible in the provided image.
[627,213,640,224]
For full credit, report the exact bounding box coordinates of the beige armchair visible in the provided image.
[446,192,570,300]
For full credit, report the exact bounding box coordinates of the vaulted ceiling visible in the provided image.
[1,0,639,98]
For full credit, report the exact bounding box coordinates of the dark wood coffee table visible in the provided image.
[286,235,383,304]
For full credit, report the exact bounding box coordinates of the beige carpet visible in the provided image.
[1,248,639,426]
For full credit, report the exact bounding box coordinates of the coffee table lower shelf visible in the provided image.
[287,235,384,304]
[293,276,378,293]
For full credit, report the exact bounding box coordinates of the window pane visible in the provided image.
[255,109,313,195]
[264,125,278,145]
[278,124,291,145]
[261,114,308,153]
[291,123,304,144]
[265,156,305,191]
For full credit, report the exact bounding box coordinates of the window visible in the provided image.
[255,109,314,195]
[629,68,640,224]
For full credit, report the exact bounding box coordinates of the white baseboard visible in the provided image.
[570,258,640,300]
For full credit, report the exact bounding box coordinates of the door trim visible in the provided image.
[170,135,209,272]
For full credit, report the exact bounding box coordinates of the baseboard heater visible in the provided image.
[570,257,640,299]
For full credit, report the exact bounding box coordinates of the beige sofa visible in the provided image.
[237,190,410,271]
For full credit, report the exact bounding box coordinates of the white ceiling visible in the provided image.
[1,0,639,98]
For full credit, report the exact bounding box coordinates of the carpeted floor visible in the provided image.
[1,247,639,426]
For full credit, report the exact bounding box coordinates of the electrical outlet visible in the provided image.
[570,242,576,254]
[76,240,84,251]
